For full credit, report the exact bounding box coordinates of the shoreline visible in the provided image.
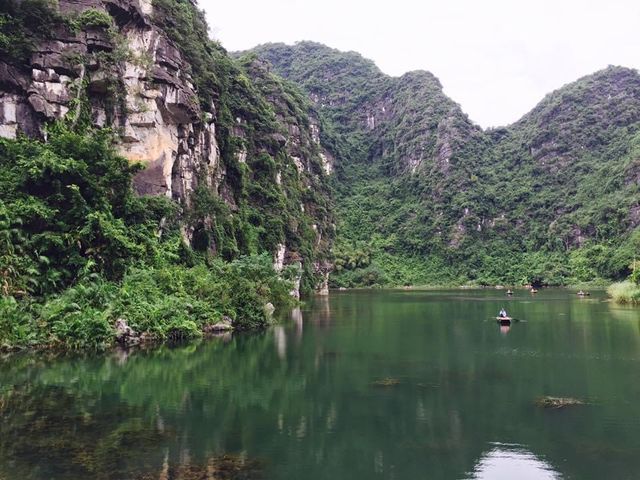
[1,284,627,354]
[329,284,609,292]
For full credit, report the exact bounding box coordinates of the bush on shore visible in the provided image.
[0,256,296,351]
[607,281,640,305]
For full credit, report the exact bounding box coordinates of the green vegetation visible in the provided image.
[608,281,640,305]
[251,43,640,287]
[0,0,334,297]
[152,0,229,109]
[0,0,68,65]
[0,258,296,350]
[73,8,114,29]
[0,125,296,351]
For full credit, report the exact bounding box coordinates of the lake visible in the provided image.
[2,289,640,479]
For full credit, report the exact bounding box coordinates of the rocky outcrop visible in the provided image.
[203,317,233,334]
[0,0,221,204]
[314,261,332,295]
[114,318,140,346]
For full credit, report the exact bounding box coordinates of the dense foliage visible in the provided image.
[0,126,296,350]
[0,0,63,65]
[251,43,640,287]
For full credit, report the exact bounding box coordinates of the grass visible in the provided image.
[607,281,640,305]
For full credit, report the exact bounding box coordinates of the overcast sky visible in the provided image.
[201,0,640,128]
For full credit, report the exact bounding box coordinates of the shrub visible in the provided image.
[607,281,640,305]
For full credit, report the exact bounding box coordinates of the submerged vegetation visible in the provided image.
[535,396,585,409]
[0,383,265,479]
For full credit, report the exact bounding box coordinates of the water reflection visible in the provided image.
[291,307,304,340]
[468,444,560,479]
[499,324,511,335]
[2,290,640,479]
[274,325,287,359]
[0,384,263,480]
[309,294,332,326]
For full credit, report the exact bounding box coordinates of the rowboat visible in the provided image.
[496,316,512,325]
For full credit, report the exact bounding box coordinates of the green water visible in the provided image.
[2,289,640,479]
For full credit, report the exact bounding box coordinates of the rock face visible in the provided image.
[0,0,218,202]
[0,0,334,294]
[114,318,140,346]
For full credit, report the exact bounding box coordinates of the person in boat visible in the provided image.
[506,289,513,295]
[499,308,508,318]
[577,290,585,295]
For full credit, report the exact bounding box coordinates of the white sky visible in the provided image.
[201,0,640,128]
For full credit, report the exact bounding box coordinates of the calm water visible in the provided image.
[2,289,640,479]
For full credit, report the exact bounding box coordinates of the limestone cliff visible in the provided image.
[0,0,334,293]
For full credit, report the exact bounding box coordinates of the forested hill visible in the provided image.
[249,42,640,286]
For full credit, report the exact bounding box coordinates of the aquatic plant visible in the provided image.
[607,281,640,305]
[535,396,584,409]
[372,377,401,387]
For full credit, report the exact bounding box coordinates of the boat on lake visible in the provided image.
[496,316,512,325]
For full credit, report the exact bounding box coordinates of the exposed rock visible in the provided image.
[314,261,332,295]
[114,318,140,346]
[264,302,276,320]
[0,1,334,294]
[535,396,584,409]
[372,377,401,387]
[273,243,286,272]
[0,0,220,205]
[138,331,156,343]
[290,272,302,300]
[203,317,234,334]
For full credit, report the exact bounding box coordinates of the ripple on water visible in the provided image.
[465,443,561,480]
